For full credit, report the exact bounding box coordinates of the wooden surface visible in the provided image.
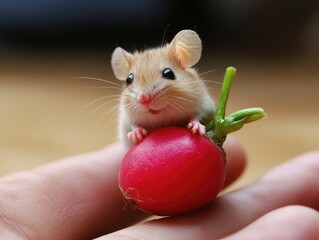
[1,52,318,190]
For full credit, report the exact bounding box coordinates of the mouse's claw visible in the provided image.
[187,120,206,135]
[128,127,148,144]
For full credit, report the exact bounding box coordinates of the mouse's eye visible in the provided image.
[126,73,134,85]
[162,68,176,80]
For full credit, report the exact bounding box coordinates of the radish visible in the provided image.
[119,67,266,216]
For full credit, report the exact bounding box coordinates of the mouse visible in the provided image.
[111,29,215,147]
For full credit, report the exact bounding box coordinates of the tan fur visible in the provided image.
[111,30,215,146]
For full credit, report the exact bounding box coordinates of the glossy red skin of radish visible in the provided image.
[119,126,226,216]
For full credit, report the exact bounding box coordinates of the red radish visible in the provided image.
[119,67,266,216]
[119,127,225,216]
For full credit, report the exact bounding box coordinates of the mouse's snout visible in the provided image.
[138,92,155,105]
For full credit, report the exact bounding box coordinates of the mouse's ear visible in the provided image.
[170,30,202,68]
[111,47,133,80]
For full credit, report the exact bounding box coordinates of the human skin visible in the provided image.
[0,137,318,240]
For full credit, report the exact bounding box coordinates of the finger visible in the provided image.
[222,136,246,188]
[99,151,319,240]
[198,151,319,238]
[0,143,148,240]
[0,137,245,240]
[225,206,319,239]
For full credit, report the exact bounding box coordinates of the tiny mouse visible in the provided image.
[111,30,215,146]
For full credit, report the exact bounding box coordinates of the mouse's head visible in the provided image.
[111,30,207,126]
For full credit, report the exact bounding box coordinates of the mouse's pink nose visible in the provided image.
[139,92,153,105]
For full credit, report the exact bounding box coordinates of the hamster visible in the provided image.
[111,30,215,147]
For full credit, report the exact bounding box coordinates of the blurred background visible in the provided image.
[1,1,318,189]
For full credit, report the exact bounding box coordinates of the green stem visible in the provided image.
[206,67,266,146]
[215,66,236,120]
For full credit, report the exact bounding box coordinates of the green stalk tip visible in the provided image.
[206,67,266,146]
[214,67,237,120]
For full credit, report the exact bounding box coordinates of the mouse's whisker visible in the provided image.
[171,96,198,105]
[121,101,133,109]
[76,95,121,120]
[166,107,176,120]
[103,107,120,129]
[122,102,138,116]
[70,76,123,88]
[82,86,122,90]
[161,24,170,46]
[92,98,121,115]
[199,69,216,77]
[125,86,136,95]
[132,105,140,117]
[169,101,187,119]
[171,96,200,110]
[97,103,120,125]
[202,79,222,85]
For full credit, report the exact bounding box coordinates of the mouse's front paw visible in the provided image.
[187,120,206,135]
[127,127,148,144]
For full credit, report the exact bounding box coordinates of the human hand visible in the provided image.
[0,137,318,239]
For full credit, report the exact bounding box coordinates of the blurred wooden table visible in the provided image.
[1,52,318,190]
